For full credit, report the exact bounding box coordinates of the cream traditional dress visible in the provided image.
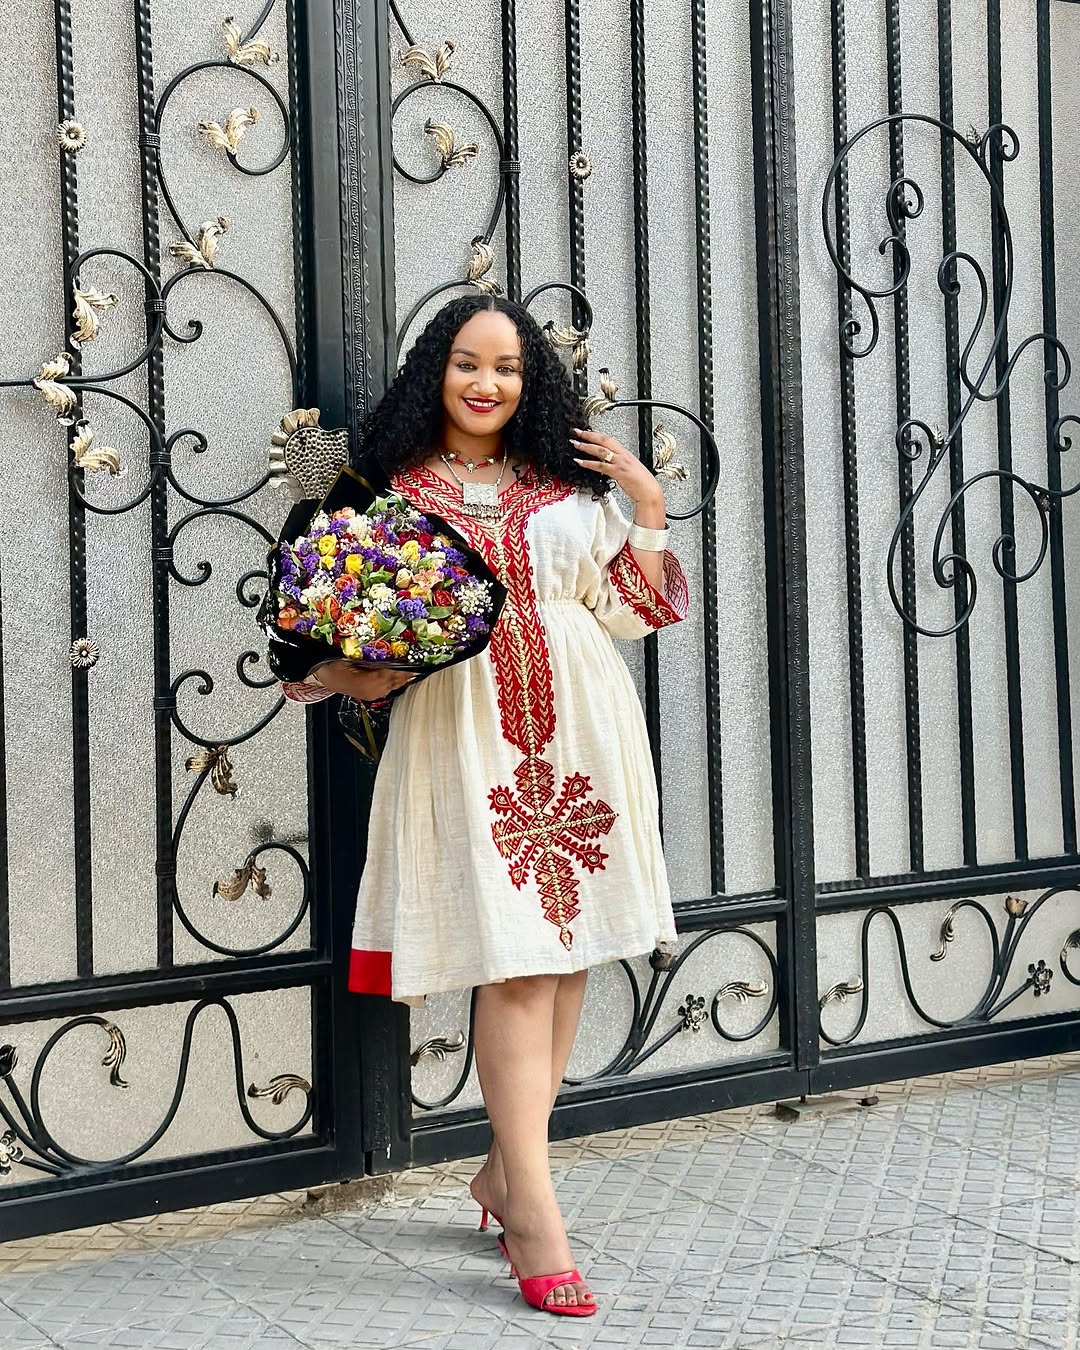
[284,467,688,1005]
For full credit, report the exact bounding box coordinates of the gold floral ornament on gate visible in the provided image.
[72,284,117,347]
[466,238,502,296]
[71,422,121,476]
[222,14,278,65]
[425,120,479,171]
[581,368,690,482]
[544,322,591,371]
[169,216,230,270]
[214,860,272,903]
[268,407,349,502]
[186,745,239,797]
[199,106,261,158]
[402,40,456,83]
[246,1074,311,1106]
[57,119,86,153]
[33,351,78,423]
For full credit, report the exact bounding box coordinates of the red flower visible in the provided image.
[334,576,352,592]
[401,628,416,642]
[433,588,453,607]
[419,532,434,548]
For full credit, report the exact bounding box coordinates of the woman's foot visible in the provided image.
[469,1159,507,1228]
[501,1195,594,1311]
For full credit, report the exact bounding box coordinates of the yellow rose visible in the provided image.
[389,641,409,659]
[344,554,364,576]
[340,637,363,659]
[400,539,421,564]
[318,535,337,556]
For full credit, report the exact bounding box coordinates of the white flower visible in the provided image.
[456,580,493,615]
[368,583,394,606]
[424,551,446,570]
[424,622,444,638]
[346,516,371,538]
[310,512,330,530]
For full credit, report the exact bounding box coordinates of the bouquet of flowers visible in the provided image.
[271,492,499,668]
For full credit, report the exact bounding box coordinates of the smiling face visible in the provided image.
[441,310,524,448]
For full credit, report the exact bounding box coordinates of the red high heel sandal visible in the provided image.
[477,1205,503,1233]
[516,1269,597,1317]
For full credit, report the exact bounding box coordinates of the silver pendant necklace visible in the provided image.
[440,451,509,520]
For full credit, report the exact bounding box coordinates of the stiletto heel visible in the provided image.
[496,1231,517,1276]
[477,1201,503,1232]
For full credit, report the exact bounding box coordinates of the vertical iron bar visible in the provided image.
[287,0,309,405]
[563,0,587,395]
[133,0,174,966]
[937,0,977,865]
[0,561,8,989]
[55,0,93,977]
[627,0,663,830]
[691,0,724,891]
[986,0,1027,859]
[751,0,817,1069]
[885,0,923,873]
[501,0,521,302]
[1036,0,1076,853]
[830,0,870,879]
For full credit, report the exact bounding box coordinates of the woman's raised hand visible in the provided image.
[311,660,417,702]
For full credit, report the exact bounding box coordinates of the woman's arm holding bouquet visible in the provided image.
[310,660,416,701]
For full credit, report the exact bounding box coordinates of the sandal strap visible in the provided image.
[519,1270,586,1302]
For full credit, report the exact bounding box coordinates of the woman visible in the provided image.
[282,295,687,1316]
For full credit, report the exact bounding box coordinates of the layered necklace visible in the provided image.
[439,450,509,521]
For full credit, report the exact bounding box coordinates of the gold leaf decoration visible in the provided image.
[222,15,278,66]
[402,40,455,82]
[569,151,593,181]
[582,368,620,421]
[466,239,502,296]
[199,106,260,155]
[69,637,101,670]
[71,285,118,347]
[186,746,238,797]
[544,322,591,371]
[101,1022,129,1090]
[653,424,688,483]
[818,978,864,1010]
[715,979,769,1003]
[34,351,77,421]
[1005,894,1028,918]
[247,1073,311,1106]
[410,1031,467,1066]
[930,901,964,962]
[70,422,121,475]
[214,861,271,902]
[170,216,230,269]
[424,120,479,170]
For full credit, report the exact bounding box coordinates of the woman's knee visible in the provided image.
[481,973,559,1005]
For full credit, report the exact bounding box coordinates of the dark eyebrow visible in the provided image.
[451,347,521,361]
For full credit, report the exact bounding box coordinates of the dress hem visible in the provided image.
[370,927,678,1007]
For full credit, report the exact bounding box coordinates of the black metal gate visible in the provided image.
[3,0,1080,1242]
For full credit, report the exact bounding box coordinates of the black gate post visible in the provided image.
[316,0,412,1174]
[750,0,819,1077]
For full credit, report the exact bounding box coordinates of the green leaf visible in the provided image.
[426,606,453,619]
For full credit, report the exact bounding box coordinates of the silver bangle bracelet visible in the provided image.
[627,522,670,552]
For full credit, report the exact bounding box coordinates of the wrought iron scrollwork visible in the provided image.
[389,6,718,519]
[0,1000,311,1179]
[819,887,1079,1046]
[822,114,1079,635]
[0,3,311,962]
[410,929,777,1111]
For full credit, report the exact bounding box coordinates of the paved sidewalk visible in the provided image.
[1,1055,1078,1350]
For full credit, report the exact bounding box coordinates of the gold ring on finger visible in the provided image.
[602,449,615,464]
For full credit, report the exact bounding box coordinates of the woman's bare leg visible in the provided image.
[472,974,593,1309]
[471,971,588,1218]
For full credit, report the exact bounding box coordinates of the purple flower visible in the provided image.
[293,617,315,635]
[465,614,489,636]
[397,597,428,621]
[362,643,389,662]
[444,547,466,566]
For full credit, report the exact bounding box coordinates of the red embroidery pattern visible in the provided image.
[608,547,689,629]
[282,678,334,704]
[394,469,617,949]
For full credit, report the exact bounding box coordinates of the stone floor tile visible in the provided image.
[0,1295,58,1348]
[823,1213,1079,1349]
[0,1225,142,1278]
[971,1191,1080,1264]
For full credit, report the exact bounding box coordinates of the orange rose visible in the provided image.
[277,606,300,631]
[335,575,352,592]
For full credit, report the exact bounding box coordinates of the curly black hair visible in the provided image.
[359,295,612,495]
